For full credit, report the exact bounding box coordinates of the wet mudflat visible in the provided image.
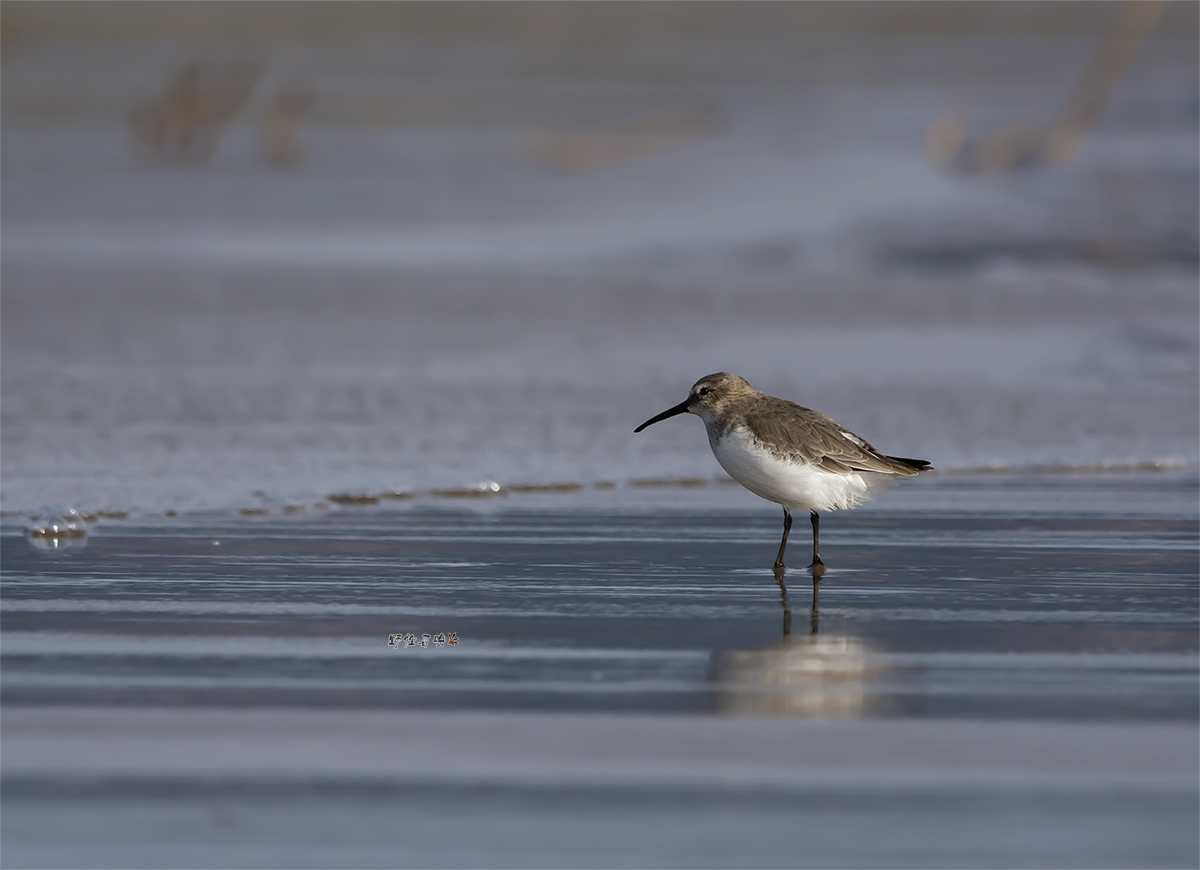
[2,473,1197,868]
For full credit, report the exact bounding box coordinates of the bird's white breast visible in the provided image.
[708,425,884,513]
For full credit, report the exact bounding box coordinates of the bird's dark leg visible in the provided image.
[809,511,825,570]
[773,507,792,573]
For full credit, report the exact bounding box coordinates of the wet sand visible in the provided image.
[2,472,1197,868]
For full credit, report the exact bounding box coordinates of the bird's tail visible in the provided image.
[886,456,934,473]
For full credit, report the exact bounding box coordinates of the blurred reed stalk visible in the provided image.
[925,0,1168,174]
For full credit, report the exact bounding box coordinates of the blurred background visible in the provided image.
[2,1,1197,515]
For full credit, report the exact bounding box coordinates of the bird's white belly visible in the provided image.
[709,427,882,513]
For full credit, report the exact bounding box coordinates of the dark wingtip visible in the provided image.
[888,456,934,472]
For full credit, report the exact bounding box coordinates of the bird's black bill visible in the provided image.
[634,400,689,432]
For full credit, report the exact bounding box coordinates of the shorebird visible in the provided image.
[635,372,932,574]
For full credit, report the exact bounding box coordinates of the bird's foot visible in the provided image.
[808,559,826,579]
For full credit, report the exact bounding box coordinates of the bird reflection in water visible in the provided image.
[776,562,823,637]
[711,567,879,718]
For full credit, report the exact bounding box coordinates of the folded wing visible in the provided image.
[742,405,932,477]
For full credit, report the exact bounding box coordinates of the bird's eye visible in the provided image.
[698,387,711,397]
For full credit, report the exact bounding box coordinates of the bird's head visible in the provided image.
[634,372,756,431]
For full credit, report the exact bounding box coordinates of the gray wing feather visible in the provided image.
[741,403,922,476]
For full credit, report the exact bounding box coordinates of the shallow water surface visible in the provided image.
[2,473,1198,868]
[3,473,1196,719]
